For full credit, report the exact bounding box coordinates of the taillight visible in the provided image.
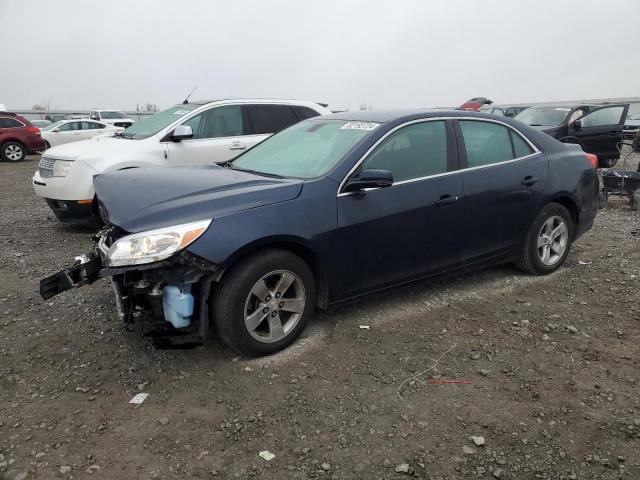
[26,126,41,136]
[585,153,598,169]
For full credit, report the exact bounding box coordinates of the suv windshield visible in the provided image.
[231,119,376,179]
[516,107,571,126]
[121,105,198,139]
[100,111,127,119]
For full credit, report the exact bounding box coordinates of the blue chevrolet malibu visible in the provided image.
[41,110,599,355]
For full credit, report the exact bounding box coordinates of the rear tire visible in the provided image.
[212,249,316,355]
[516,203,574,275]
[598,157,617,168]
[1,141,26,162]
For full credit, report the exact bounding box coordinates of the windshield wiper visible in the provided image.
[227,164,286,179]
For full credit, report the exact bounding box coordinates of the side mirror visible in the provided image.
[53,128,60,132]
[573,119,582,129]
[343,169,394,193]
[171,125,194,141]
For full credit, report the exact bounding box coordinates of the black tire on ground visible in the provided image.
[211,249,316,355]
[516,203,574,275]
[44,141,51,150]
[598,157,618,168]
[1,141,26,162]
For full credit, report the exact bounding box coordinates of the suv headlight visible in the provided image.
[52,160,74,177]
[106,219,212,267]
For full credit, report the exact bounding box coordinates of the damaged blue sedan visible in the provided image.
[41,110,599,355]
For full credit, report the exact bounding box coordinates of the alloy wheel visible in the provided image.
[5,144,24,161]
[244,270,306,343]
[537,215,568,266]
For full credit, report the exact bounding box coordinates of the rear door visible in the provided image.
[167,104,251,165]
[568,104,629,159]
[337,120,464,296]
[246,104,302,147]
[455,119,547,263]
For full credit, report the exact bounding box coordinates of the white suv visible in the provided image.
[89,110,135,128]
[32,99,331,224]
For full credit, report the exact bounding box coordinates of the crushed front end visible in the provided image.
[40,223,219,336]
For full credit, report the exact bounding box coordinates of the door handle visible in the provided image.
[229,142,246,150]
[521,176,540,186]
[607,131,619,136]
[436,194,459,207]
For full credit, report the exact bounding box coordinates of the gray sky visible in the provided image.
[1,0,639,111]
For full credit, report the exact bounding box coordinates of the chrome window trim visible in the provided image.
[337,116,541,197]
[0,117,26,128]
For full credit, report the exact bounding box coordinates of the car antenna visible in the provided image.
[183,85,197,104]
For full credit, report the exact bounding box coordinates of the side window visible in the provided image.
[358,121,448,182]
[0,118,21,128]
[182,105,244,139]
[58,122,75,131]
[580,106,625,127]
[510,130,534,158]
[459,121,514,168]
[293,106,320,121]
[250,105,299,134]
[90,111,100,120]
[82,121,95,130]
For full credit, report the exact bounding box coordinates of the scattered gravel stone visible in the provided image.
[158,417,170,426]
[60,466,72,474]
[470,435,485,446]
[259,450,275,461]
[462,445,476,455]
[320,463,330,471]
[395,463,410,473]
[493,468,504,478]
[566,325,578,334]
[478,369,489,377]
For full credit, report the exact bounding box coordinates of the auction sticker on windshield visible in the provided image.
[340,121,380,130]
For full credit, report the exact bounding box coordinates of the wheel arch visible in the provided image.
[214,236,330,309]
[547,194,580,238]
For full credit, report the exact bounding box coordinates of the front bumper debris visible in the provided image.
[39,228,220,335]
[40,254,101,300]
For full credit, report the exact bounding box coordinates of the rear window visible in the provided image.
[293,106,320,121]
[249,105,299,135]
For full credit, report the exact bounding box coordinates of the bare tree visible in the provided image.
[32,99,53,111]
[136,102,159,112]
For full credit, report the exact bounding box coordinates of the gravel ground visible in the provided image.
[1,152,639,480]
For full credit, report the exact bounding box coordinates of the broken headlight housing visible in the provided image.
[105,219,212,267]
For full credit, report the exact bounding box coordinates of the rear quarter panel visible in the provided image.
[543,143,598,238]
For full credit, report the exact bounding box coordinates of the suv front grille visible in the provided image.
[39,157,56,178]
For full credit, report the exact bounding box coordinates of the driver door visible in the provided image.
[167,105,252,166]
[568,104,629,159]
[337,120,464,297]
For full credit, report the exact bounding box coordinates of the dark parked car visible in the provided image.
[41,110,599,355]
[515,103,629,168]
[0,112,46,161]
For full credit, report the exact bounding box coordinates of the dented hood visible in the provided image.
[94,165,303,232]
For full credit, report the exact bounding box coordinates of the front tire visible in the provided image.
[516,203,574,275]
[1,141,26,162]
[212,249,316,355]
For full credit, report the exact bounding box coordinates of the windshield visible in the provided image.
[121,105,198,139]
[515,107,570,126]
[232,119,376,179]
[41,120,66,131]
[100,111,126,119]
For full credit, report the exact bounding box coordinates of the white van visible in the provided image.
[32,99,331,224]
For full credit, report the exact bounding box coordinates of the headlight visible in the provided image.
[52,160,74,177]
[106,219,212,267]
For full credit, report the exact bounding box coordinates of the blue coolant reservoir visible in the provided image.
[162,285,194,328]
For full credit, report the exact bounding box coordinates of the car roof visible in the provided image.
[184,98,325,107]
[322,109,520,123]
